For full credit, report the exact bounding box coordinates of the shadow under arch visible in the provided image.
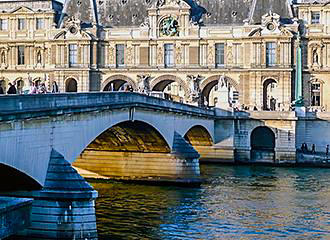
[83,120,171,153]
[102,75,137,91]
[184,125,213,147]
[200,75,239,104]
[150,75,190,97]
[73,120,175,179]
[250,126,275,162]
[0,163,42,191]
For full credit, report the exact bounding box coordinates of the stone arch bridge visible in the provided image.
[0,92,301,192]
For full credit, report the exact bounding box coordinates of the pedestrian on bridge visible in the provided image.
[326,145,329,156]
[312,144,316,154]
[7,82,16,94]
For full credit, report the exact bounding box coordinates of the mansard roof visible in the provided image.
[0,0,64,26]
[63,0,294,27]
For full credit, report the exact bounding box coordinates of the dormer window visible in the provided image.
[18,18,25,30]
[311,12,320,24]
[0,19,8,31]
[36,18,44,30]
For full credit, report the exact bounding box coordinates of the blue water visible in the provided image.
[91,165,330,240]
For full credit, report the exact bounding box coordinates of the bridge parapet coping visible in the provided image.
[0,92,215,120]
[235,111,298,120]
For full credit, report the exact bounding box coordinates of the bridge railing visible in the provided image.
[0,92,215,119]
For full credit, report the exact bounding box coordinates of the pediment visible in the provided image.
[54,29,95,40]
[10,6,35,14]
[248,28,262,37]
[248,26,294,37]
[153,0,190,9]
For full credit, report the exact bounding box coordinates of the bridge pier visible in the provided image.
[193,146,234,163]
[4,150,98,240]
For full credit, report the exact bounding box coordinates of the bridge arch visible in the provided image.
[200,75,239,106]
[0,163,42,191]
[250,126,275,150]
[74,120,175,179]
[102,75,137,91]
[250,126,276,162]
[184,125,213,146]
[150,75,189,98]
[81,120,171,154]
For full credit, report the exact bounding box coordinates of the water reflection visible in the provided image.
[91,165,330,240]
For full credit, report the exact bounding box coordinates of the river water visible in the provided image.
[91,165,330,240]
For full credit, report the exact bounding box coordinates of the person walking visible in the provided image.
[51,81,59,93]
[311,144,316,154]
[326,145,329,156]
[7,82,16,94]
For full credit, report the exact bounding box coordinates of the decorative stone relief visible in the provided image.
[208,45,214,65]
[159,16,179,37]
[226,45,233,64]
[157,46,163,65]
[126,46,133,64]
[176,45,182,64]
[109,46,115,64]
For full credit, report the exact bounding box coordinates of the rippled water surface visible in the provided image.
[91,165,330,240]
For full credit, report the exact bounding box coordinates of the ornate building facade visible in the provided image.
[0,0,329,111]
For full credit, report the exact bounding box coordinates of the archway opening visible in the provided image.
[0,80,6,94]
[152,80,185,102]
[202,78,239,108]
[73,121,173,179]
[0,164,42,191]
[66,78,78,92]
[103,79,132,91]
[250,126,275,162]
[263,79,278,111]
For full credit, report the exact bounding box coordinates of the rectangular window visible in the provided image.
[36,18,44,30]
[311,12,320,24]
[18,18,25,30]
[0,19,8,31]
[266,42,276,66]
[116,44,125,67]
[69,44,78,67]
[164,44,174,68]
[215,43,224,67]
[18,46,25,65]
[311,83,321,106]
